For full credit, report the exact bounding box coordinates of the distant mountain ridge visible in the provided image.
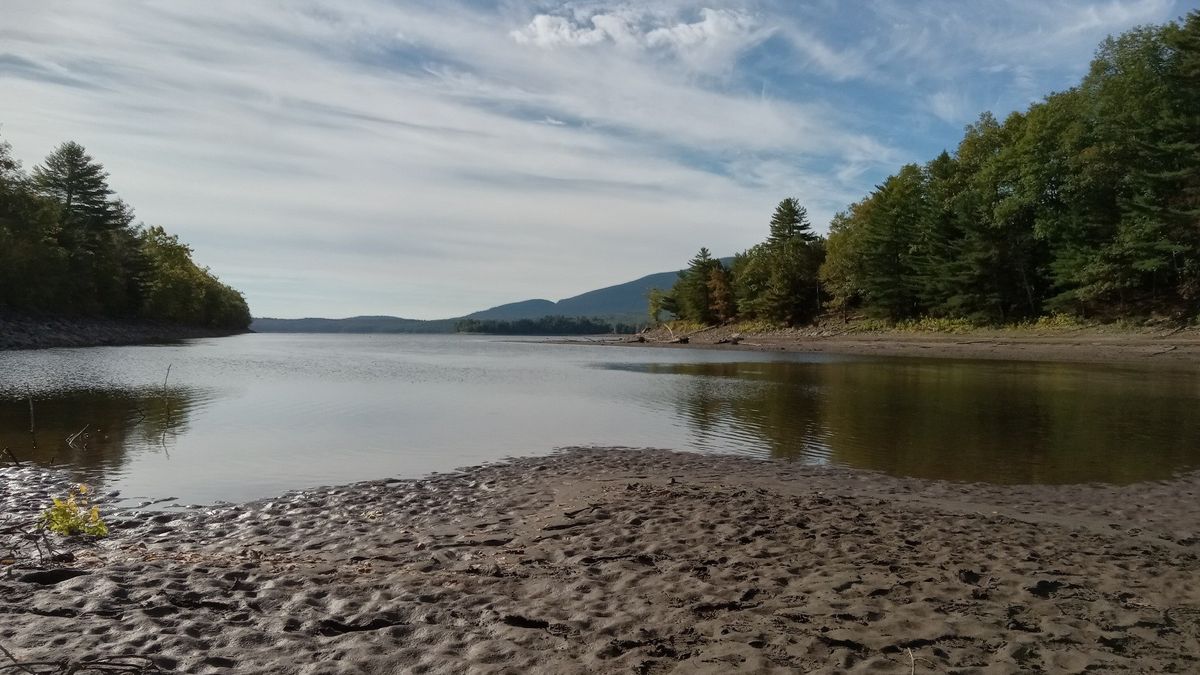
[464,269,684,322]
[251,264,710,333]
[250,315,456,333]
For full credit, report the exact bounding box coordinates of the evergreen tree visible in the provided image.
[671,248,720,323]
[32,141,116,230]
[857,165,926,321]
[768,197,816,246]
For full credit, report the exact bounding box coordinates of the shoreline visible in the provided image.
[3,447,1197,672]
[0,313,247,351]
[553,325,1200,367]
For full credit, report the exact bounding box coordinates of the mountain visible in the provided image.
[465,269,684,322]
[251,262,715,332]
[250,316,456,333]
[464,298,558,321]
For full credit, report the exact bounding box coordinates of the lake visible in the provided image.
[2,333,1199,505]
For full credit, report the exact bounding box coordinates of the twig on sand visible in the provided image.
[1,516,57,563]
[0,640,161,673]
[0,642,35,675]
[2,448,20,467]
[906,648,915,675]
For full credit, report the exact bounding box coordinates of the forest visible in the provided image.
[657,13,1199,327]
[0,138,250,330]
[455,316,638,335]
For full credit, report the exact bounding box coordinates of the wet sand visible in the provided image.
[3,448,1199,673]
[572,325,1200,367]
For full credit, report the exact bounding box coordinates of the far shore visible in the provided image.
[549,324,1200,367]
[0,312,248,351]
[2,447,1198,672]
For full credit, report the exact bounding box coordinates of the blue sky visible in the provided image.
[2,0,1196,318]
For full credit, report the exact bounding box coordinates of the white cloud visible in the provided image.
[511,6,769,72]
[928,90,969,125]
[510,14,610,48]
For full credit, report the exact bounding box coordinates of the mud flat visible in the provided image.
[2,448,1198,673]
[577,325,1200,367]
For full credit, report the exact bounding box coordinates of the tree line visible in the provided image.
[0,137,250,329]
[456,316,638,335]
[656,13,1199,327]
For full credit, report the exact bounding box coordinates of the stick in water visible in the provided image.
[67,424,89,448]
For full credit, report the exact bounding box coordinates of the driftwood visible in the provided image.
[642,324,713,345]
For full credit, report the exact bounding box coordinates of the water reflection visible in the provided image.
[611,360,1200,484]
[0,388,197,482]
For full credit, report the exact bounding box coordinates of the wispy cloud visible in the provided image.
[0,0,1188,317]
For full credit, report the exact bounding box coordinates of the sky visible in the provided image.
[2,0,1196,319]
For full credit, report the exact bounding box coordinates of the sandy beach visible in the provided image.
[572,325,1200,367]
[2,447,1198,673]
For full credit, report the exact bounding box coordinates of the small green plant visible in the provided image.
[896,317,977,334]
[41,484,108,537]
[847,318,892,333]
[1019,313,1090,330]
[662,319,709,335]
[732,318,785,334]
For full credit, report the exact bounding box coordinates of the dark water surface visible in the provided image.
[2,334,1198,503]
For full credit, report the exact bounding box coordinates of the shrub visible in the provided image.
[41,484,108,537]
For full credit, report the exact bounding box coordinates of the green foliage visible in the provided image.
[821,12,1200,325]
[0,136,250,328]
[732,198,825,326]
[670,248,722,325]
[455,315,637,335]
[41,484,109,537]
[647,287,676,325]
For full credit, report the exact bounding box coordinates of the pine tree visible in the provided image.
[32,142,116,230]
[768,197,816,246]
[671,247,719,324]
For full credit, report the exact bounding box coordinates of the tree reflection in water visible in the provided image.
[615,360,1200,485]
[0,388,196,483]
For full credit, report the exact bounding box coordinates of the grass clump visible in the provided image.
[661,319,709,335]
[847,318,892,333]
[1014,313,1092,331]
[896,317,977,334]
[41,484,108,537]
[732,318,786,334]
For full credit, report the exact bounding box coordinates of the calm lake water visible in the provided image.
[2,333,1199,504]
